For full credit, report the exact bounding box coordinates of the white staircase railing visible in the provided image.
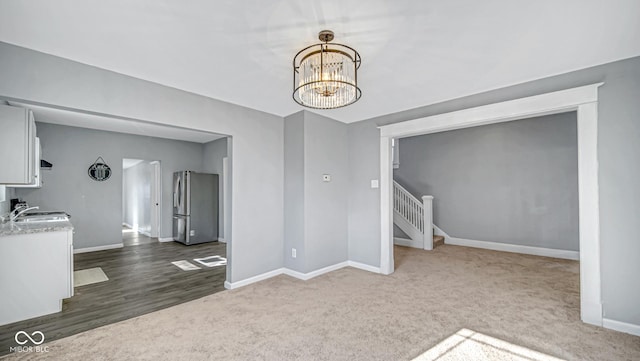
[393,180,423,233]
[393,180,434,250]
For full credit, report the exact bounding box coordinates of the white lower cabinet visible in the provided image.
[0,229,74,326]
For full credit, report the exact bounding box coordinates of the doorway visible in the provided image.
[379,83,603,326]
[122,158,161,245]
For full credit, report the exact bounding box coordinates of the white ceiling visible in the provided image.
[1,0,639,124]
[8,102,225,144]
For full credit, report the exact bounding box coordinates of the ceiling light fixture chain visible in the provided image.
[292,30,362,109]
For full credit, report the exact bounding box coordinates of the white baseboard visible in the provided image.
[283,262,349,281]
[218,238,227,243]
[446,237,580,260]
[74,243,123,254]
[158,237,174,243]
[122,222,132,229]
[224,268,285,290]
[139,230,151,237]
[603,318,640,336]
[224,259,381,290]
[347,260,381,273]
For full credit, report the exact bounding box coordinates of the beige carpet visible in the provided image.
[4,245,639,360]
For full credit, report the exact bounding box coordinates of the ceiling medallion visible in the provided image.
[293,30,362,109]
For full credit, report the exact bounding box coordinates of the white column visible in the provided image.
[577,101,602,326]
[380,136,394,275]
[422,196,434,251]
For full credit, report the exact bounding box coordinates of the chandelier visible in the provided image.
[293,30,362,109]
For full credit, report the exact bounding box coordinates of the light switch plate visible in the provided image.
[371,179,379,188]
[322,174,331,182]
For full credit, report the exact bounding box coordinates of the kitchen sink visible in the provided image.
[14,212,70,223]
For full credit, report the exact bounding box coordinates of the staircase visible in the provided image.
[393,180,444,250]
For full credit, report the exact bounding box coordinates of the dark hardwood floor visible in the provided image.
[0,236,226,356]
[122,225,157,246]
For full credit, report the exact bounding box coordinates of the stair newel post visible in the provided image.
[422,195,434,250]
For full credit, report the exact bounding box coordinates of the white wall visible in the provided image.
[0,41,283,284]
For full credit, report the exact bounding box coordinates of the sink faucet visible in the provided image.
[10,206,39,222]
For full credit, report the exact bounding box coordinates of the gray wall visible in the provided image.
[347,55,640,326]
[123,160,153,234]
[393,224,409,239]
[283,111,305,272]
[202,137,227,239]
[394,113,579,251]
[303,112,349,272]
[0,41,284,283]
[15,122,203,249]
[284,111,349,273]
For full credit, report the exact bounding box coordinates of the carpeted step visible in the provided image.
[433,235,445,248]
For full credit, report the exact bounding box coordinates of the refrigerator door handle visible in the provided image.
[173,176,181,208]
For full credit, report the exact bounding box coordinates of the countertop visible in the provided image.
[0,220,74,237]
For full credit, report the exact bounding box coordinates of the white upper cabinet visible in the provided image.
[10,137,42,188]
[0,104,39,186]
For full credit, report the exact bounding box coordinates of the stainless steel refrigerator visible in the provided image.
[172,171,218,245]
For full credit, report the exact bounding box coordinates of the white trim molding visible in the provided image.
[283,262,349,281]
[602,318,640,337]
[347,260,382,274]
[380,83,602,139]
[446,237,580,260]
[380,136,395,275]
[74,243,123,254]
[224,260,381,290]
[224,268,285,290]
[379,83,604,327]
[158,237,174,243]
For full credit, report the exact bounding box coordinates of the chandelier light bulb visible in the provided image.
[293,30,362,109]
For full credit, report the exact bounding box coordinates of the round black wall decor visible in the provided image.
[88,156,112,181]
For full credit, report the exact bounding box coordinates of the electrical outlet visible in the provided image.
[291,248,297,258]
[190,230,195,236]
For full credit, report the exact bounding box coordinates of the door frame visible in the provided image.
[222,156,230,243]
[149,160,161,238]
[378,83,604,326]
